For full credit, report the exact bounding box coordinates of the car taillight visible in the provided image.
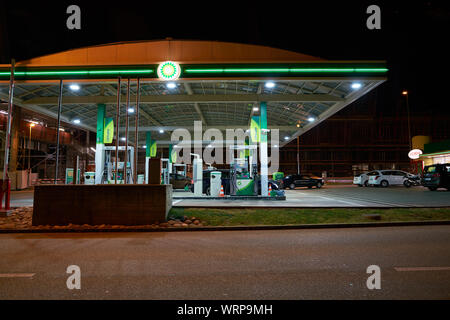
[433,173,440,178]
[375,176,380,180]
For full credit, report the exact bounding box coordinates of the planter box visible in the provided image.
[32,184,172,226]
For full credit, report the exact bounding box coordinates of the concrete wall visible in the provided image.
[32,184,172,226]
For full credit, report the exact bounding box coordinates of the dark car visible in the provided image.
[422,163,450,191]
[282,174,324,189]
[169,173,192,190]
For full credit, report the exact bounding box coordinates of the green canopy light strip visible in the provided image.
[185,67,388,73]
[0,66,388,78]
[0,69,154,76]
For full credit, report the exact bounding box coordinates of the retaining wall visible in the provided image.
[32,184,172,226]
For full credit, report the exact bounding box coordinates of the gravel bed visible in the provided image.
[0,207,207,230]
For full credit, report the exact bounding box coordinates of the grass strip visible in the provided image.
[169,207,450,226]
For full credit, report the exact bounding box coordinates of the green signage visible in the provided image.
[103,117,114,144]
[96,104,106,144]
[169,145,177,163]
[250,116,260,143]
[150,140,157,158]
[65,168,81,184]
[260,102,268,143]
[146,132,157,158]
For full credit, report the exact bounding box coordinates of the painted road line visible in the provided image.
[317,195,364,207]
[395,267,450,272]
[317,191,405,207]
[0,273,35,278]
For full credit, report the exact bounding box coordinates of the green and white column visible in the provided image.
[145,132,151,184]
[144,132,157,183]
[95,104,106,184]
[260,102,269,196]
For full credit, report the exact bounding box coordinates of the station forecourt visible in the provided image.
[0,39,388,214]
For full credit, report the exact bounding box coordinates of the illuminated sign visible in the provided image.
[157,61,181,81]
[408,149,423,159]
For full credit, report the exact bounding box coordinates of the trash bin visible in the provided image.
[84,172,95,185]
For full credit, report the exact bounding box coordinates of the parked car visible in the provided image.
[169,173,192,190]
[282,174,324,189]
[368,170,419,187]
[422,163,450,191]
[353,172,373,187]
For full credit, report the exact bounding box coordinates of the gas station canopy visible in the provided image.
[0,40,387,146]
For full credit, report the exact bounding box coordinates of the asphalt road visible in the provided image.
[1,226,449,299]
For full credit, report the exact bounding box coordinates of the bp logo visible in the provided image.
[157,61,181,80]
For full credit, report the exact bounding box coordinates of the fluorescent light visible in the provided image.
[308,117,315,122]
[351,82,362,89]
[166,82,176,89]
[73,119,81,124]
[69,84,80,91]
[159,129,164,133]
[120,137,126,141]
[253,107,259,112]
[274,145,278,148]
[128,108,134,113]
[142,145,147,149]
[90,147,96,153]
[284,136,289,140]
[265,81,275,88]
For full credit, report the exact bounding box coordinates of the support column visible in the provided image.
[54,79,63,184]
[3,59,15,181]
[297,136,300,175]
[9,106,21,173]
[260,102,268,197]
[95,104,106,184]
[168,144,174,174]
[145,131,151,184]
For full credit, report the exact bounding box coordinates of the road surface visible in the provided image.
[1,226,449,299]
[12,185,450,208]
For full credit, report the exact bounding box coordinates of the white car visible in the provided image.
[353,172,374,187]
[368,170,418,187]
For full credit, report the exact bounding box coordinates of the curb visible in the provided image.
[172,205,450,209]
[1,220,449,234]
[173,196,286,200]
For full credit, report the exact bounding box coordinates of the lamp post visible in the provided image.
[402,90,412,150]
[28,123,35,186]
[402,90,413,172]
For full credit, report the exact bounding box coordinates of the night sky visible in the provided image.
[1,1,449,116]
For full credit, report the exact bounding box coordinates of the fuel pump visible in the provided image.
[100,146,134,184]
[229,145,258,196]
[161,158,171,185]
